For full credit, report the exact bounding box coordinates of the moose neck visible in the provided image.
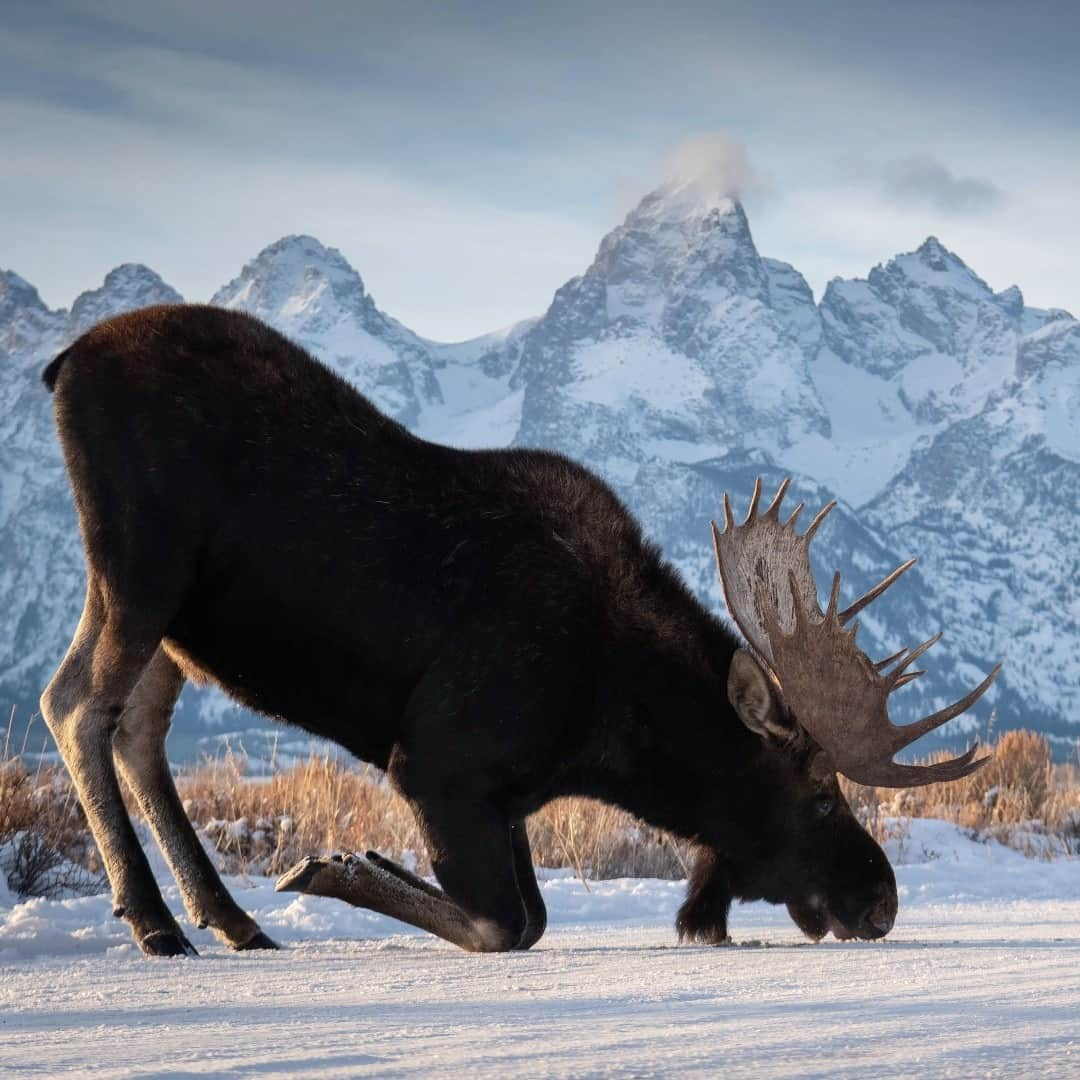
[580,590,766,845]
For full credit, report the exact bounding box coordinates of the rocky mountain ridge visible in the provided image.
[2,182,1076,757]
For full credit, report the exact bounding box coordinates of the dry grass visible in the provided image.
[842,730,1080,856]
[175,749,693,882]
[2,721,1078,900]
[0,755,104,898]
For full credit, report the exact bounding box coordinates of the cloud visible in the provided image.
[614,133,764,213]
[660,134,763,198]
[879,156,1004,217]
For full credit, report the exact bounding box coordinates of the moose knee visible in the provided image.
[471,914,528,953]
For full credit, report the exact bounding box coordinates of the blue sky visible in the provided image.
[2,0,1077,340]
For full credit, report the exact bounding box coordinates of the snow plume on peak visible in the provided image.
[512,174,827,490]
[659,133,761,205]
[590,184,764,313]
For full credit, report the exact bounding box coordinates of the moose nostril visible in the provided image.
[867,892,898,935]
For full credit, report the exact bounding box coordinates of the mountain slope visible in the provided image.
[865,312,1080,740]
[0,266,184,736]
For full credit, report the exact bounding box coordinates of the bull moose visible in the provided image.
[40,304,999,956]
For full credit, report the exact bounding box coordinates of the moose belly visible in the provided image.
[161,614,412,770]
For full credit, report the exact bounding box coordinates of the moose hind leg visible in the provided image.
[112,647,277,950]
[40,586,194,957]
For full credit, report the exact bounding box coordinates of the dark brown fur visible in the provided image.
[41,304,896,956]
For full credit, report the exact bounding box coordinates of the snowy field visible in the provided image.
[1,821,1078,1078]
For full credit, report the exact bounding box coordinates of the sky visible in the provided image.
[1,0,1077,341]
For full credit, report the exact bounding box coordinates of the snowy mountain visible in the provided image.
[511,185,829,482]
[1,265,185,750]
[211,236,440,427]
[1,184,1076,756]
[806,237,1055,502]
[865,311,1080,740]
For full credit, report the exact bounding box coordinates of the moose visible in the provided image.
[40,304,1000,957]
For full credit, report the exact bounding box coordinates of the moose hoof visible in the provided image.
[139,928,198,958]
[233,930,280,951]
[275,855,329,894]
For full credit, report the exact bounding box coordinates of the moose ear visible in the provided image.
[727,649,790,741]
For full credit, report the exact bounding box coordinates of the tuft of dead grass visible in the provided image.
[177,752,426,878]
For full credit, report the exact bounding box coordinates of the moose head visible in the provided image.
[678,476,1001,945]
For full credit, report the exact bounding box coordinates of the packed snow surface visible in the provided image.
[1,821,1078,1077]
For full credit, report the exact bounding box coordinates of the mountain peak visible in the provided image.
[635,178,745,223]
[916,235,952,267]
[995,284,1024,316]
[250,235,362,287]
[211,235,367,320]
[587,183,761,307]
[68,264,183,337]
[621,182,752,255]
[102,263,178,294]
[901,236,983,284]
[868,235,992,303]
[0,270,51,323]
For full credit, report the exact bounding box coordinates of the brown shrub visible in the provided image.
[0,757,104,897]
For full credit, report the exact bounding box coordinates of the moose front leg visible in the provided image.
[276,852,489,950]
[510,819,547,949]
[277,799,533,952]
[676,845,733,945]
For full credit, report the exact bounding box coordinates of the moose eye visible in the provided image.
[812,795,835,819]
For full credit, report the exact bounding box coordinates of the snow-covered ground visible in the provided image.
[1,821,1078,1078]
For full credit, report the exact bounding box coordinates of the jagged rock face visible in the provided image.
[211,236,440,427]
[866,315,1080,741]
[1,273,63,370]
[0,186,1076,756]
[821,237,1020,401]
[513,186,829,483]
[806,239,1062,504]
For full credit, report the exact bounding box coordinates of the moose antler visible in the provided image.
[711,477,1001,787]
